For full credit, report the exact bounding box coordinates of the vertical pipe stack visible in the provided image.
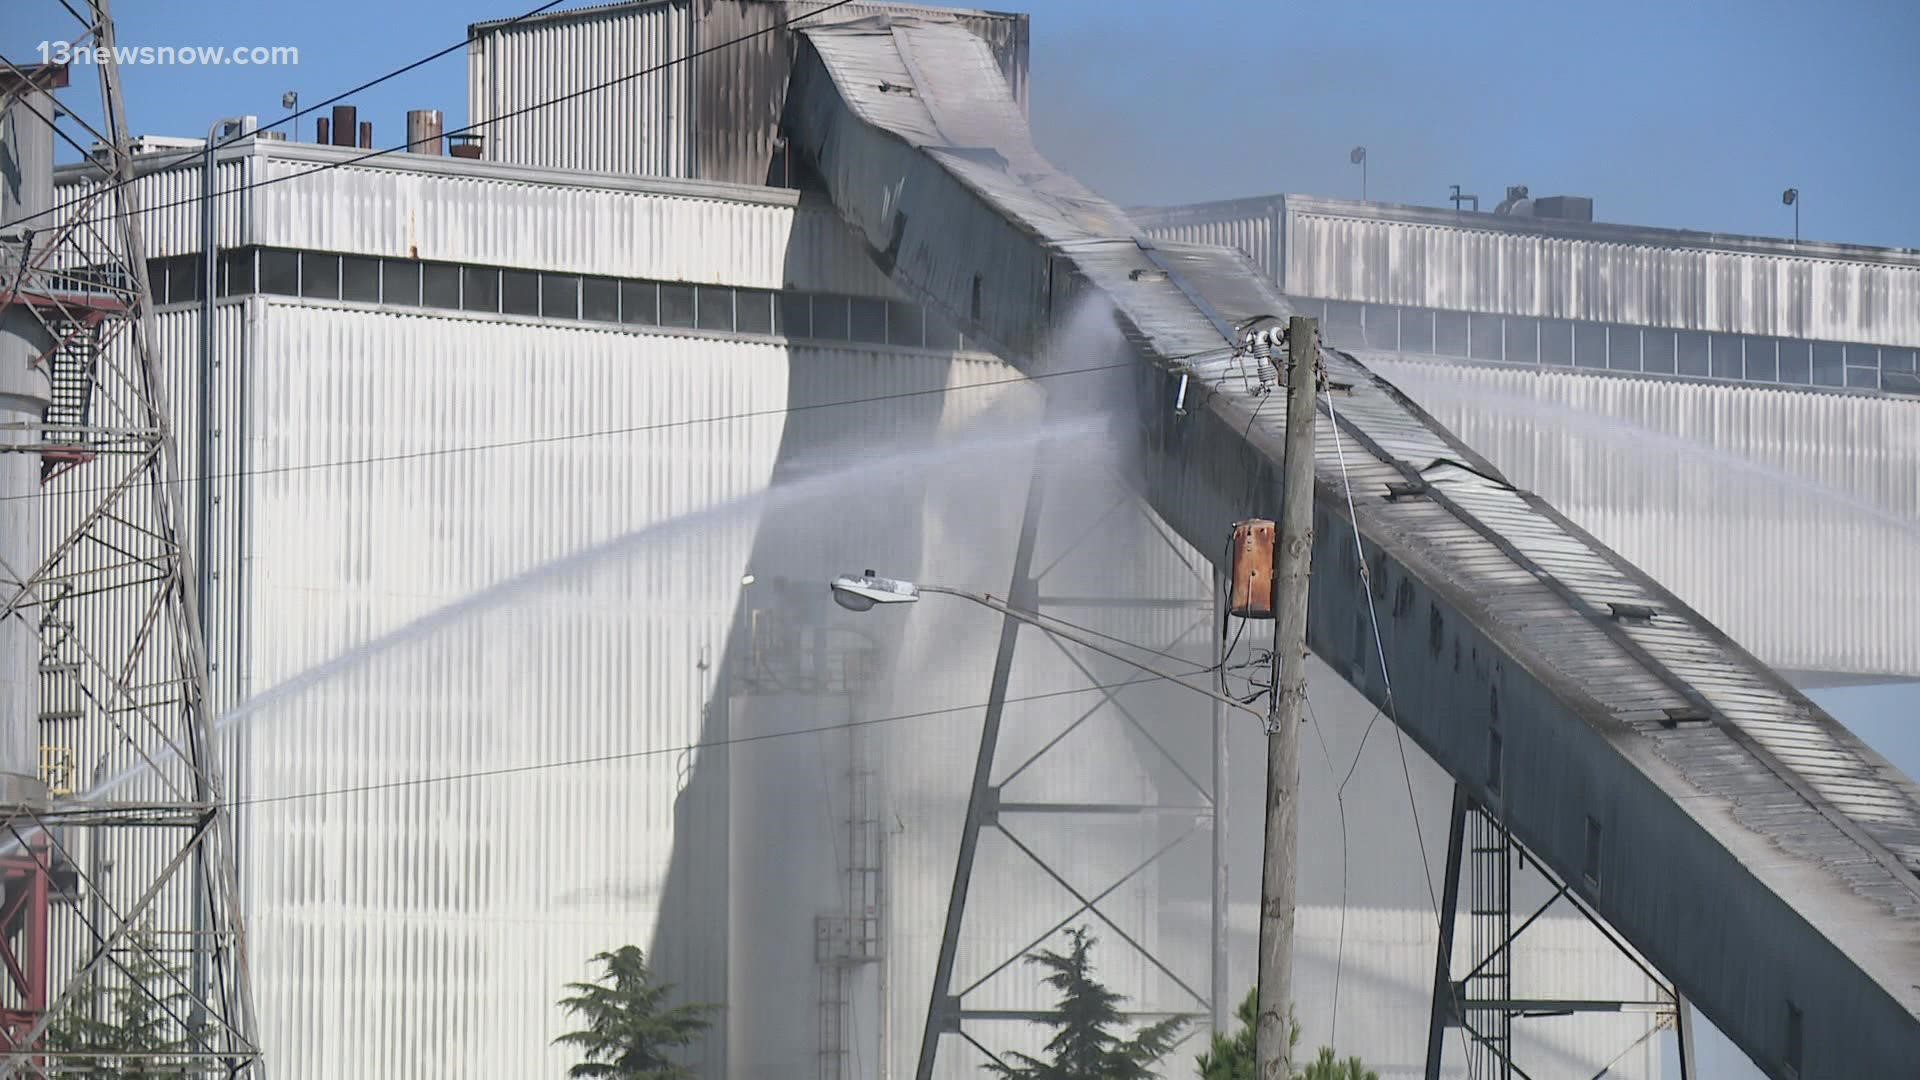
[330,105,356,147]
[406,109,444,155]
[0,78,57,803]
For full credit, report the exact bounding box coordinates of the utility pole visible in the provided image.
[1257,316,1318,1080]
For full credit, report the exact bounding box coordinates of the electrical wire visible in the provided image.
[213,673,1177,810]
[1322,382,1473,1068]
[4,0,862,233]
[1303,693,1348,1047]
[6,0,569,232]
[1,359,1135,504]
[1324,388,1441,922]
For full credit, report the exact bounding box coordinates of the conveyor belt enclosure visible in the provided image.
[782,14,1920,1079]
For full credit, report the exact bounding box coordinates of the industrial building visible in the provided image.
[9,1,1917,1079]
[1136,193,1920,680]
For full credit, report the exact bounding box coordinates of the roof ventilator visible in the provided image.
[1383,480,1428,502]
[1607,601,1658,623]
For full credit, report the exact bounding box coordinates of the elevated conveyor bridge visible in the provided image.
[781,13,1920,1079]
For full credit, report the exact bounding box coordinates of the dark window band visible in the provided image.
[149,246,967,354]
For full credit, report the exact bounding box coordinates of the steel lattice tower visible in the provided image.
[0,2,257,1074]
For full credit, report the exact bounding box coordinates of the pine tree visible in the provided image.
[553,946,713,1079]
[1296,1046,1377,1080]
[984,926,1185,1080]
[1194,988,1376,1080]
[43,933,197,1078]
[1196,988,1266,1080]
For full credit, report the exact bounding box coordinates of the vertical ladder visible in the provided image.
[817,963,850,1080]
[817,718,885,1080]
[1464,807,1513,1079]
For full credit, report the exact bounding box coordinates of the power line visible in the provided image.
[1324,390,1440,921]
[223,674,1176,810]
[1324,385,1472,1067]
[4,0,572,232]
[8,360,1133,504]
[6,0,861,232]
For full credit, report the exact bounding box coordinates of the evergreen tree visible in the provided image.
[1194,988,1376,1080]
[554,946,713,1079]
[983,926,1185,1080]
[44,933,197,1078]
[1296,1046,1377,1080]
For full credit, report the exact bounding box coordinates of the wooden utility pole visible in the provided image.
[1257,316,1318,1080]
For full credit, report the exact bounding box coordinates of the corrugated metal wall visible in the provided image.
[44,152,251,264]
[1366,355,1920,677]
[1135,195,1920,349]
[467,0,1029,185]
[57,143,899,296]
[1133,195,1285,283]
[470,0,696,177]
[230,298,1026,1076]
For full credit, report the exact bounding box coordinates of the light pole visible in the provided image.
[829,572,1267,722]
[1350,146,1367,202]
[1782,187,1799,243]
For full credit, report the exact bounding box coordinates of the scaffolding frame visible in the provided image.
[0,4,257,1073]
[913,445,1226,1079]
[1425,786,1694,1080]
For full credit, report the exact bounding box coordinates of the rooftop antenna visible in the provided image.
[1449,184,1480,212]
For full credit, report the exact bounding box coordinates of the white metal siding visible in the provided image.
[48,152,250,261]
[58,144,901,295]
[249,150,895,293]
[1137,196,1920,349]
[226,298,1050,1077]
[1367,356,1920,677]
[1289,208,1920,347]
[238,302,785,1077]
[1136,196,1284,284]
[470,0,695,178]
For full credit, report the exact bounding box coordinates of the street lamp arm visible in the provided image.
[917,585,1268,723]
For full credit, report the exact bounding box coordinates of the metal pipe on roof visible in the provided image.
[330,105,356,147]
[406,110,444,155]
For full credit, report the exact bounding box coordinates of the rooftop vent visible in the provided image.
[1493,184,1594,222]
[1533,195,1593,222]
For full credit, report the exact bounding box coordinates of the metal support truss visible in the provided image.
[0,3,257,1073]
[916,447,1227,1078]
[1425,785,1690,1080]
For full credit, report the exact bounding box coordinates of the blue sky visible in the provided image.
[9,0,1919,247]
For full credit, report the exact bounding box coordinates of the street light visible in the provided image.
[828,570,920,611]
[828,571,1267,720]
[1782,187,1799,243]
[1349,145,1367,202]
